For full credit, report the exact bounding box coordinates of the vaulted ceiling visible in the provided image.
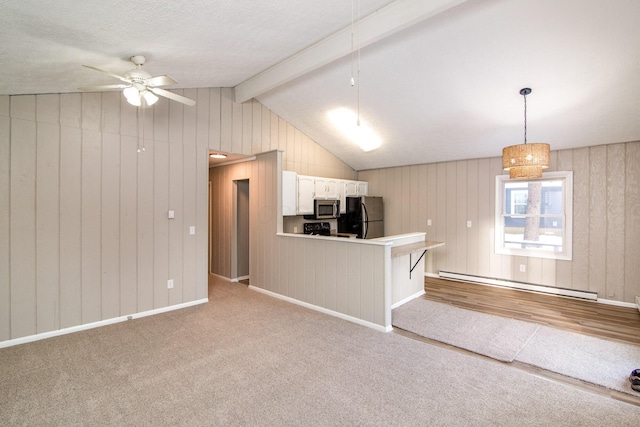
[2,0,639,171]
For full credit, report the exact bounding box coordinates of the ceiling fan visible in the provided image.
[79,55,196,107]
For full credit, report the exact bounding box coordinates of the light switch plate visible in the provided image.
[189,226,196,235]
[168,210,175,219]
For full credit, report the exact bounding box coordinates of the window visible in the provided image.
[495,171,573,260]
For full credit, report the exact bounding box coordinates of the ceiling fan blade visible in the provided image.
[78,84,130,91]
[149,87,196,107]
[146,74,178,87]
[82,64,130,83]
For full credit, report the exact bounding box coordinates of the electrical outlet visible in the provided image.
[467,221,472,228]
[519,264,526,273]
[293,226,298,233]
[167,279,174,289]
[168,210,175,219]
[189,226,196,235]
[427,219,432,226]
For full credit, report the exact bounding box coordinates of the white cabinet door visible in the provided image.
[344,180,358,196]
[314,177,338,199]
[282,171,297,216]
[345,180,368,196]
[356,181,368,196]
[297,175,315,214]
[337,180,347,214]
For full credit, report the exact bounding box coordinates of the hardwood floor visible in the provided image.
[422,276,640,345]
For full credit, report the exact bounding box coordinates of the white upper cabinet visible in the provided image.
[297,175,315,215]
[282,171,368,216]
[282,171,297,216]
[338,181,347,214]
[345,181,368,196]
[314,177,338,199]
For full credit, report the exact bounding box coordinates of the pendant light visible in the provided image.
[502,88,550,179]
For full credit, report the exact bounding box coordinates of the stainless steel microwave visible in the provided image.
[311,199,340,219]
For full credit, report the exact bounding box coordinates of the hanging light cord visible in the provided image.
[520,87,532,145]
[523,91,527,144]
[351,0,361,126]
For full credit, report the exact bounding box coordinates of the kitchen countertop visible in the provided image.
[279,231,440,249]
[390,240,444,257]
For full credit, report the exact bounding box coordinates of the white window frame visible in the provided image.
[495,171,573,260]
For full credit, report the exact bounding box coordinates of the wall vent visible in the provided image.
[439,271,598,301]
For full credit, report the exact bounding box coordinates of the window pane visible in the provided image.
[503,215,564,252]
[495,171,572,261]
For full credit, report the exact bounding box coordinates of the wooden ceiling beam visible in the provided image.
[233,0,467,103]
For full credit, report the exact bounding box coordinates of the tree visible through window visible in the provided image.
[495,172,573,260]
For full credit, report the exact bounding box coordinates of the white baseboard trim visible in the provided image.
[248,285,392,333]
[0,298,209,349]
[597,298,638,309]
[210,272,231,281]
[391,290,425,310]
[439,271,598,301]
[437,271,640,308]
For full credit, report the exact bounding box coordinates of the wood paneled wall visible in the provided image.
[359,141,640,303]
[1,90,211,343]
[206,88,356,180]
[0,87,356,344]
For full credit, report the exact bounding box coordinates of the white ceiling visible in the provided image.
[2,0,639,171]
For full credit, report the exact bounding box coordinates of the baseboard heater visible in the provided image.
[439,271,598,301]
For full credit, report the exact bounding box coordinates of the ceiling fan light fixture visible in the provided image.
[81,55,195,107]
[142,90,158,106]
[123,86,141,106]
[502,88,550,179]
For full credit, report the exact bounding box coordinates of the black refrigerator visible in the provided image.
[338,196,384,239]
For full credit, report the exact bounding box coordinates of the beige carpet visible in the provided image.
[1,277,639,426]
[392,298,541,362]
[393,297,640,397]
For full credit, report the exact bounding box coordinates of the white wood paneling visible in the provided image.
[624,142,640,302]
[36,120,60,333]
[101,133,121,320]
[59,125,83,328]
[119,135,138,316]
[588,145,607,293]
[606,144,625,300]
[153,140,170,309]
[0,111,10,341]
[11,110,37,338]
[81,129,102,323]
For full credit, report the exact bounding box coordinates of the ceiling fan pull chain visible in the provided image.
[137,106,145,153]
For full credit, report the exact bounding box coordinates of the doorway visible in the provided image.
[232,179,250,281]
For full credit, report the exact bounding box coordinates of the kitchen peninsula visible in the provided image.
[252,231,443,332]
